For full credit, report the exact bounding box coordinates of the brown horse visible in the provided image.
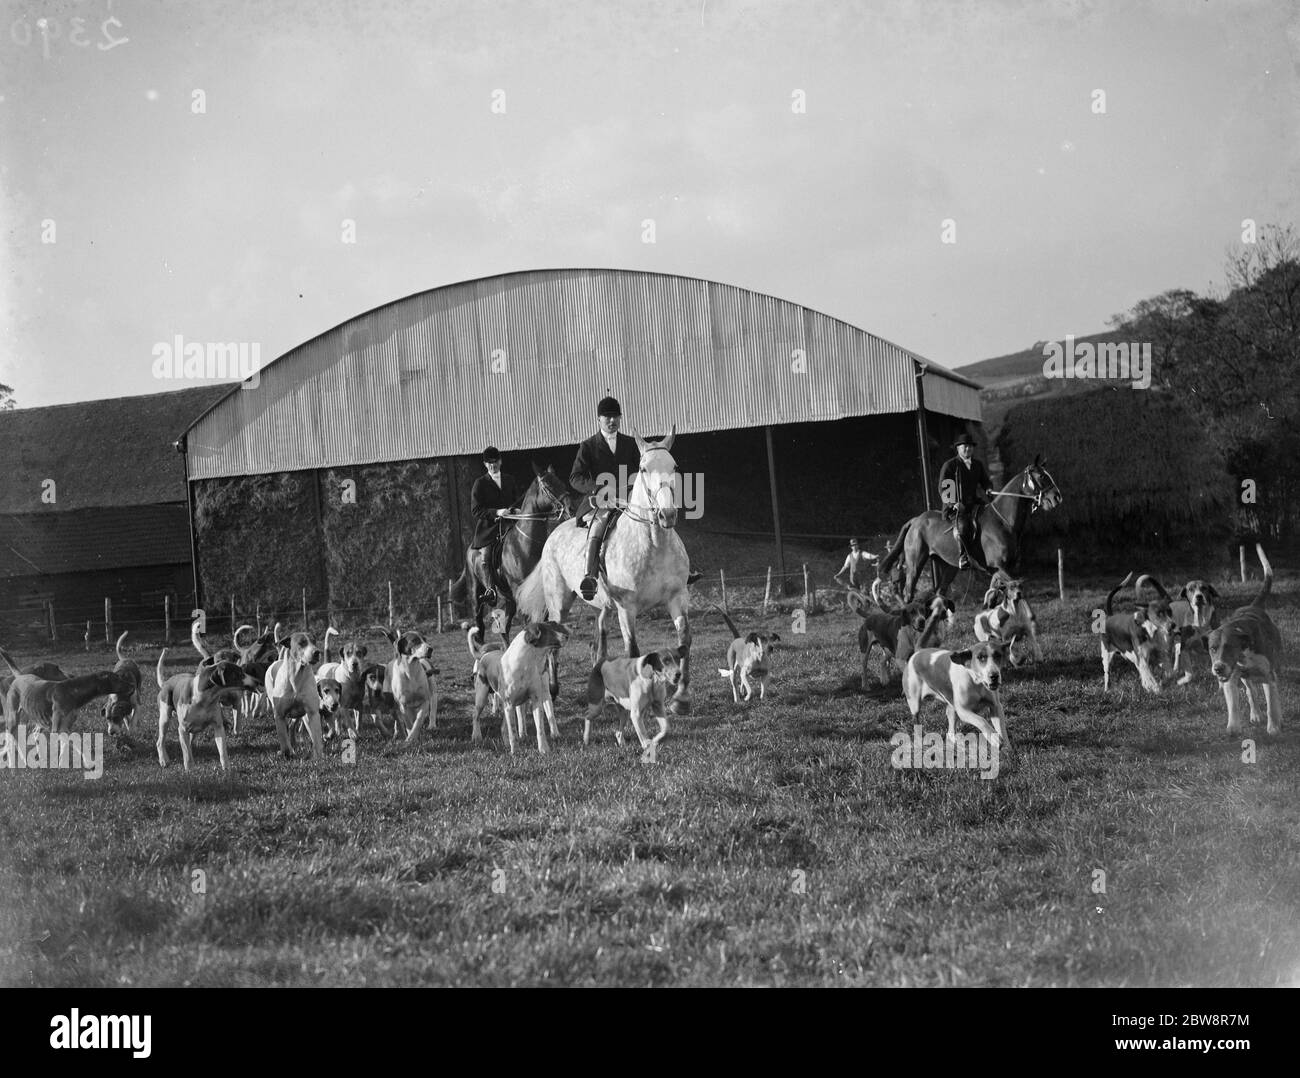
[878,456,1062,602]
[451,463,577,642]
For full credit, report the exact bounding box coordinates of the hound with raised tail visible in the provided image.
[1137,574,1220,685]
[102,631,143,738]
[371,627,438,744]
[264,629,325,759]
[974,573,1042,665]
[1207,545,1282,737]
[585,606,678,755]
[1,648,136,768]
[155,649,259,770]
[717,611,780,703]
[856,585,954,688]
[902,642,1009,749]
[315,628,369,740]
[1098,572,1169,694]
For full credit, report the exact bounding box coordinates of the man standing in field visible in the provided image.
[834,538,877,590]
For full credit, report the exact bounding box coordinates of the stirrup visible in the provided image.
[686,570,702,586]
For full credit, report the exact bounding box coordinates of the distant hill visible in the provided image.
[957,330,1129,386]
[957,329,1137,481]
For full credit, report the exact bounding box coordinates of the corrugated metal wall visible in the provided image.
[186,269,981,480]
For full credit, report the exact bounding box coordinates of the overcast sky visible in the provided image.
[2,0,1296,408]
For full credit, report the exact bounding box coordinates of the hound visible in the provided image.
[855,586,954,688]
[264,629,325,759]
[371,627,438,744]
[156,650,260,770]
[1207,545,1282,737]
[974,573,1042,665]
[1,648,136,769]
[1098,572,1170,694]
[494,620,570,754]
[585,606,678,755]
[903,643,1009,749]
[1,661,67,700]
[101,631,143,738]
[1138,574,1221,685]
[717,611,780,703]
[467,628,507,744]
[315,629,368,739]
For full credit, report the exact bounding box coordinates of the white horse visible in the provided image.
[515,428,693,713]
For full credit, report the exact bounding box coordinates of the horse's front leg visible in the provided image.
[668,595,692,715]
[615,604,640,658]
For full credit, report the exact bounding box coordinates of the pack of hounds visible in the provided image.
[0,545,1284,772]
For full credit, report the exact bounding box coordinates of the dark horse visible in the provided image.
[451,463,577,641]
[878,456,1062,602]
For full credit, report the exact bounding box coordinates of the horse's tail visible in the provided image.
[877,521,912,576]
[515,559,549,622]
[1251,544,1272,608]
[449,567,471,611]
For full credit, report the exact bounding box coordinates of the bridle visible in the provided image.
[620,446,679,528]
[499,471,573,537]
[985,465,1060,527]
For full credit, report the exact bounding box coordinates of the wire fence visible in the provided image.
[0,562,871,652]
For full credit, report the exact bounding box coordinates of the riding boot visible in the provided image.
[580,510,609,600]
[483,545,502,605]
[954,520,970,569]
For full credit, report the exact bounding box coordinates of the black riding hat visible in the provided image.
[597,396,622,418]
[482,446,502,463]
[953,432,976,448]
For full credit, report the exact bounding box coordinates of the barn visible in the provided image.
[0,386,230,643]
[181,268,983,622]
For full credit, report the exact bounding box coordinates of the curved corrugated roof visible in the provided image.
[185,268,981,480]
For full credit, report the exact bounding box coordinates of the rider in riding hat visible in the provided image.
[571,396,701,602]
[470,445,522,604]
[938,431,991,570]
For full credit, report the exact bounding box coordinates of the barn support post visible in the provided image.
[105,598,112,646]
[914,362,933,511]
[764,425,787,587]
[310,467,327,621]
[176,436,202,610]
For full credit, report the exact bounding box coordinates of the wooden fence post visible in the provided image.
[1057,548,1065,603]
[720,569,728,614]
[447,579,454,620]
[84,620,91,651]
[763,567,772,616]
[105,598,112,645]
[230,595,236,636]
[388,581,395,628]
[164,595,172,645]
[301,588,308,629]
[255,602,261,635]
[802,564,810,610]
[47,601,56,642]
[1240,545,1247,583]
[437,597,443,634]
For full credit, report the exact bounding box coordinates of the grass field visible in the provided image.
[2,573,1298,987]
